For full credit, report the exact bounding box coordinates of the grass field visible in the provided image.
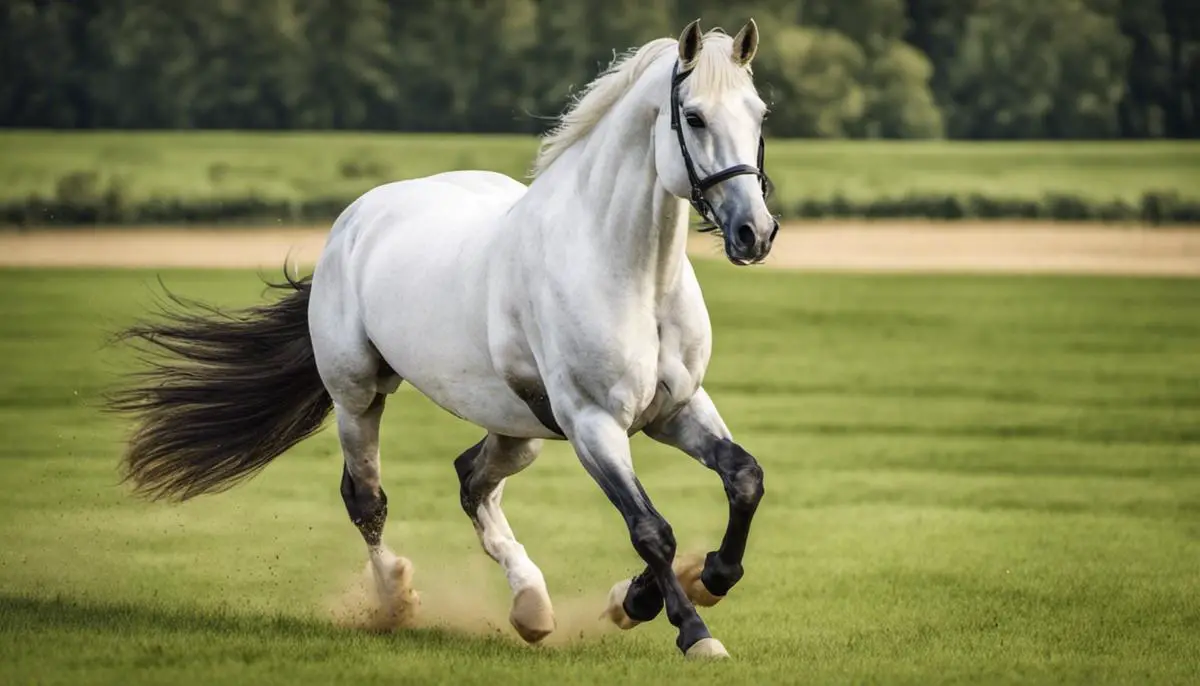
[2,130,1198,211]
[1,264,1198,684]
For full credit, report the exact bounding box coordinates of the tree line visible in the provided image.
[2,0,1197,139]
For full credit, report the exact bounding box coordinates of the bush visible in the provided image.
[776,191,1198,225]
[338,159,392,180]
[1141,191,1200,225]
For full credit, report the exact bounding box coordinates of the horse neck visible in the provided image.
[528,61,690,298]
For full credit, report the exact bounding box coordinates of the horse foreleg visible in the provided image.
[564,407,727,659]
[641,387,765,608]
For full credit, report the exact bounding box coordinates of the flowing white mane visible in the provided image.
[530,31,753,178]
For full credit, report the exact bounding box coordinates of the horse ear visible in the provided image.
[678,18,703,68]
[731,18,759,67]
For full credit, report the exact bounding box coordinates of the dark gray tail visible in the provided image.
[106,272,333,502]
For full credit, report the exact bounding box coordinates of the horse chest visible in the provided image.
[493,311,703,438]
[628,358,695,434]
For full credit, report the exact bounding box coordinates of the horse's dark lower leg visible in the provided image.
[567,413,720,656]
[341,461,387,546]
[696,438,763,595]
[621,567,664,622]
[612,482,717,654]
[637,390,764,608]
[336,393,418,625]
[619,439,762,617]
[338,394,388,547]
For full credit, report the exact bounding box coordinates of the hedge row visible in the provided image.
[782,191,1200,224]
[2,188,1198,227]
[0,194,352,227]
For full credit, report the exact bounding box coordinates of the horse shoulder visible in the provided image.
[653,258,714,412]
[661,258,713,367]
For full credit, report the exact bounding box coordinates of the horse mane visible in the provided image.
[530,30,752,179]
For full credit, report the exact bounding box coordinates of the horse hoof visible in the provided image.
[601,579,642,630]
[368,556,420,630]
[510,586,556,644]
[685,637,730,660]
[673,554,723,608]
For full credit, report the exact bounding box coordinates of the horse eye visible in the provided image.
[685,112,706,129]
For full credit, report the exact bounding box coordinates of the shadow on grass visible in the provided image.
[0,592,570,658]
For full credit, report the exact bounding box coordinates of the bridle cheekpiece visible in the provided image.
[668,60,770,231]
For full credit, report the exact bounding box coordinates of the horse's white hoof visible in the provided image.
[685,637,730,660]
[674,554,723,608]
[601,579,642,630]
[510,586,556,644]
[368,556,420,630]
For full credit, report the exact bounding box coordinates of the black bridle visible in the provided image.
[669,60,770,231]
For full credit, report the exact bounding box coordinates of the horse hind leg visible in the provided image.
[336,385,419,630]
[454,434,555,643]
[307,244,414,627]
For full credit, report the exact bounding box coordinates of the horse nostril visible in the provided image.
[768,220,780,244]
[736,224,756,250]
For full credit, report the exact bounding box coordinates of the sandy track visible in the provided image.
[1,222,1198,276]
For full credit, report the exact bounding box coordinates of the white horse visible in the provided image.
[109,19,777,660]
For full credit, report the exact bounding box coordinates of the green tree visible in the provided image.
[901,0,982,128]
[0,0,1190,139]
[1161,0,1200,137]
[0,1,76,126]
[0,0,111,127]
[747,1,944,138]
[1114,0,1170,137]
[294,0,394,129]
[756,23,868,137]
[859,41,944,138]
[946,0,1131,138]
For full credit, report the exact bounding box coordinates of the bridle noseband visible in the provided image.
[669,60,770,230]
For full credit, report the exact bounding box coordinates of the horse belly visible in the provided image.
[365,289,560,438]
[352,189,558,439]
[405,373,561,439]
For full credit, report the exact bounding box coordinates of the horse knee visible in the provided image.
[725,443,764,512]
[341,465,388,546]
[630,514,676,567]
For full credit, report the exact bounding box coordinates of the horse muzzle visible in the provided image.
[724,215,778,265]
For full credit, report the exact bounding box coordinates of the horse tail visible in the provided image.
[106,271,333,502]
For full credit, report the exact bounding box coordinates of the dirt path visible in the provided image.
[1,221,1198,276]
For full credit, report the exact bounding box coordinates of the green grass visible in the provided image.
[1,263,1198,684]
[2,130,1197,206]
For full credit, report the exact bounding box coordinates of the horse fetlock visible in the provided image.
[602,578,643,630]
[623,572,665,622]
[699,550,743,598]
[673,552,723,607]
[341,466,388,546]
[675,614,715,656]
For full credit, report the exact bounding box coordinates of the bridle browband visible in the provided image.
[669,60,770,230]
